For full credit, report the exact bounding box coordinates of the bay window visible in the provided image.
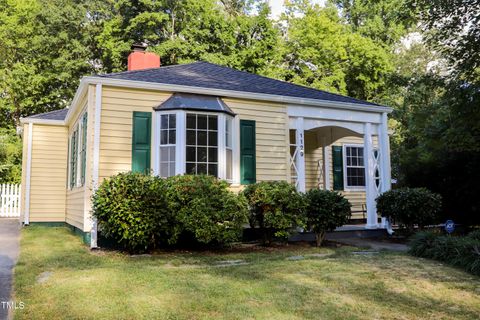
[153,93,236,182]
[159,114,176,178]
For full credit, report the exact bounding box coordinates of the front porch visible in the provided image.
[287,105,392,230]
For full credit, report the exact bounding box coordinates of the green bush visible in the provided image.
[305,189,351,246]
[165,175,248,246]
[376,187,442,231]
[409,231,480,276]
[242,181,306,245]
[92,172,171,253]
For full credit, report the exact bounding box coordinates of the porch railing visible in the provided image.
[0,184,21,218]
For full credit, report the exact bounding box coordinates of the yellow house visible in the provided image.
[20,47,393,247]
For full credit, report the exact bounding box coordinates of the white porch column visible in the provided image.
[364,122,378,228]
[295,117,306,193]
[379,112,392,192]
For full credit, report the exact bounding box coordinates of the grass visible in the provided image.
[13,226,480,320]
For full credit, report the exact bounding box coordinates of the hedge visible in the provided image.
[409,231,480,276]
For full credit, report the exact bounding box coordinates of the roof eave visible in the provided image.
[20,118,66,126]
[82,76,393,113]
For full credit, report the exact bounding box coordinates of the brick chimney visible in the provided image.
[127,43,161,71]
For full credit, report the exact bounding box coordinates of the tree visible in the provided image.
[0,0,105,128]
[0,128,22,183]
[96,0,281,73]
[332,0,418,47]
[277,1,393,100]
[412,0,480,82]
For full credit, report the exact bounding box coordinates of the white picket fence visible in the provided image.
[0,184,21,218]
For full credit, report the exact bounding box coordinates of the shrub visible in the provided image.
[305,189,351,246]
[242,181,306,245]
[92,172,171,253]
[409,231,480,276]
[165,175,248,246]
[376,187,442,231]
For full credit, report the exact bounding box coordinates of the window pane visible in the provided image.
[169,163,175,176]
[226,149,232,180]
[169,114,176,129]
[208,147,217,162]
[197,131,207,145]
[169,146,175,161]
[160,147,169,162]
[169,129,176,144]
[208,131,217,146]
[208,116,217,130]
[186,130,196,145]
[208,164,218,177]
[197,147,207,162]
[197,115,208,129]
[186,163,196,174]
[186,147,196,162]
[161,115,168,129]
[160,130,168,145]
[159,164,167,177]
[187,114,196,129]
[358,155,364,166]
[197,163,207,174]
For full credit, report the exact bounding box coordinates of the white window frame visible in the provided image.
[343,144,366,191]
[68,110,87,190]
[153,110,237,183]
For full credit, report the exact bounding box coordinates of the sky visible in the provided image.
[268,0,326,19]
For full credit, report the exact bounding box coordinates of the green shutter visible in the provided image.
[132,111,152,173]
[70,130,78,189]
[80,113,87,185]
[240,120,256,184]
[332,145,344,190]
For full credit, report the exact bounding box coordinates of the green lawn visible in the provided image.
[13,226,480,320]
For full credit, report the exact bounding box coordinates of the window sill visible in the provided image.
[343,187,366,192]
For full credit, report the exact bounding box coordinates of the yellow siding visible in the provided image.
[28,124,68,222]
[98,88,290,183]
[223,98,289,182]
[66,95,89,231]
[99,86,172,181]
[304,131,324,190]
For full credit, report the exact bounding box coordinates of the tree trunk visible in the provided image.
[315,231,325,247]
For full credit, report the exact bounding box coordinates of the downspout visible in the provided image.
[90,83,102,248]
[24,123,33,225]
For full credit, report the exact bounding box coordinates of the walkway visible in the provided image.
[0,219,21,320]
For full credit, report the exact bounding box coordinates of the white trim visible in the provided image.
[288,105,383,123]
[342,144,367,192]
[176,111,186,175]
[90,83,102,248]
[19,118,65,125]
[364,123,378,229]
[295,117,306,192]
[24,123,33,225]
[379,112,392,192]
[218,113,226,180]
[57,76,391,129]
[232,116,241,185]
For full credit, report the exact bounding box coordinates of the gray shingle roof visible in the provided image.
[27,108,69,121]
[99,61,380,107]
[154,93,235,116]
